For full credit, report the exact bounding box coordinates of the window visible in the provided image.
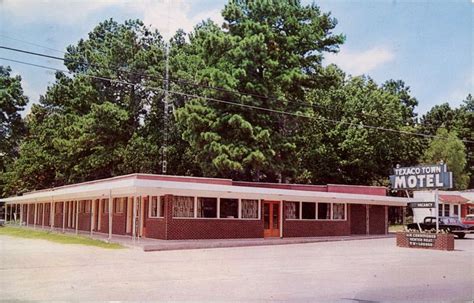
[285,201,300,219]
[220,198,238,218]
[160,196,165,217]
[173,196,194,217]
[438,203,443,217]
[149,196,164,218]
[317,203,331,219]
[333,203,345,220]
[102,199,109,214]
[241,199,258,219]
[302,202,316,219]
[197,197,217,218]
[453,205,459,216]
[84,200,91,213]
[114,198,125,214]
[468,206,474,215]
[79,200,91,213]
[443,204,450,217]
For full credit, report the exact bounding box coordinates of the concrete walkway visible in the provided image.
[6,223,394,251]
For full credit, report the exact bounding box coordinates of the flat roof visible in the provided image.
[1,173,411,206]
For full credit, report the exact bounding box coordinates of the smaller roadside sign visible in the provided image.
[408,202,435,208]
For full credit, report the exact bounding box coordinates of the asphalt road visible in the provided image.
[0,235,473,301]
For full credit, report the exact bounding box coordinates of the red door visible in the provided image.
[263,201,280,237]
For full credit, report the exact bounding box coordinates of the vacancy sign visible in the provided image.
[390,164,453,190]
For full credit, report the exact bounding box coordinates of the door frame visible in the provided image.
[263,200,281,238]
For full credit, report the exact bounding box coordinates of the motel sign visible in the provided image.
[389,164,453,190]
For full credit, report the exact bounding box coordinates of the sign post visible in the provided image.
[435,189,439,233]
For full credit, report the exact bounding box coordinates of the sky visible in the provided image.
[0,0,472,116]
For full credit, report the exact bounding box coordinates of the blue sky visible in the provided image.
[0,0,472,116]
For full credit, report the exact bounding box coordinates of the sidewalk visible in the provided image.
[6,223,394,252]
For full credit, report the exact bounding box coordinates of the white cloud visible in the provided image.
[1,0,224,39]
[132,1,223,39]
[0,0,119,24]
[324,46,395,75]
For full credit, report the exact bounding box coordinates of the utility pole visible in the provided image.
[162,43,170,175]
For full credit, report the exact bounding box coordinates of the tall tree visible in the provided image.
[420,95,473,187]
[175,0,344,182]
[454,95,474,187]
[300,74,423,185]
[422,128,469,189]
[0,66,27,169]
[0,66,28,197]
[6,19,168,193]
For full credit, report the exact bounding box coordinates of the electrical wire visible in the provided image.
[0,44,354,113]
[1,56,472,144]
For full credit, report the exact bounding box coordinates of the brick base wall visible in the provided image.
[283,220,350,237]
[77,213,91,231]
[112,214,126,235]
[396,232,454,251]
[100,215,109,233]
[167,219,263,240]
[369,205,386,234]
[144,218,166,239]
[350,204,366,234]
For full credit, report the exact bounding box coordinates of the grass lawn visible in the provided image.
[389,224,406,233]
[0,226,124,249]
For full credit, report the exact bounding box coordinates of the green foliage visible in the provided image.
[4,19,169,194]
[0,226,124,249]
[422,128,469,190]
[300,73,423,185]
[175,0,344,181]
[0,66,28,197]
[420,95,474,187]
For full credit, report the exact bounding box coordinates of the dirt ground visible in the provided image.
[1,235,473,301]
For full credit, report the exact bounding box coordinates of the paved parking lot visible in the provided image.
[0,235,473,301]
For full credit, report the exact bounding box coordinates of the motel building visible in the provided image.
[0,174,411,240]
[412,190,474,222]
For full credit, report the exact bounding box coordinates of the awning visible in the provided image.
[439,194,469,204]
[0,173,411,207]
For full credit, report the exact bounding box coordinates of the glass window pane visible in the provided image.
[197,197,217,218]
[285,201,300,219]
[444,204,450,217]
[453,205,459,215]
[264,204,270,228]
[333,203,345,220]
[241,199,258,218]
[438,203,443,217]
[272,203,279,229]
[220,198,238,218]
[85,200,91,213]
[302,202,316,219]
[159,196,165,217]
[172,196,194,217]
[150,196,158,217]
[318,203,331,219]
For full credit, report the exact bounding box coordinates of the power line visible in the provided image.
[1,56,473,145]
[0,44,316,111]
[0,34,67,55]
[0,43,424,124]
